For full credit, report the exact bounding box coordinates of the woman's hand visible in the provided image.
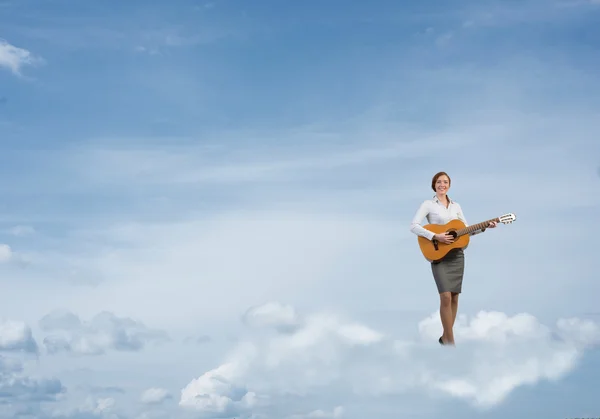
[488,221,497,228]
[434,233,454,244]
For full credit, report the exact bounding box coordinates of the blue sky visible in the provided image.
[1,0,600,418]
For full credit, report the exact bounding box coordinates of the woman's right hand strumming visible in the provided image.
[434,233,454,244]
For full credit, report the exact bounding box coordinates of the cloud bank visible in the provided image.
[179,302,600,418]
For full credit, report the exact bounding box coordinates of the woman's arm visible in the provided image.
[410,201,436,241]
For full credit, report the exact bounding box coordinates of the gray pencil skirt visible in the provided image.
[431,248,465,294]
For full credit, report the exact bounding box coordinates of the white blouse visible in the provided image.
[410,196,483,241]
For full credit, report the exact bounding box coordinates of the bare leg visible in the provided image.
[451,292,459,327]
[439,292,454,345]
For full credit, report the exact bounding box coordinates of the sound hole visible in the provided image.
[447,230,458,239]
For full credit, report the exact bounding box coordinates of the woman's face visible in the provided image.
[435,175,450,195]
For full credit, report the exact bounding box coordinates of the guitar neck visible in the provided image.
[457,217,498,236]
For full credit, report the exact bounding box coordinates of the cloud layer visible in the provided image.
[180,302,600,418]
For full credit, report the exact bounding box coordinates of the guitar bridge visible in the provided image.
[432,239,439,251]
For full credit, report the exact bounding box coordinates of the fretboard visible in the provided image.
[456,218,499,236]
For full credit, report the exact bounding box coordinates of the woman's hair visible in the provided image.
[431,171,451,192]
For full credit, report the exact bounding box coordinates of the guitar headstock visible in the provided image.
[498,213,516,224]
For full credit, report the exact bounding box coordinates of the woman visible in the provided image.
[410,171,496,346]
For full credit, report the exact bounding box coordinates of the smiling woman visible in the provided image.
[410,171,497,346]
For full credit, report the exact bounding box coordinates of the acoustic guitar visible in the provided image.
[417,213,516,262]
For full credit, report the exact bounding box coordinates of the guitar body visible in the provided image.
[418,219,470,262]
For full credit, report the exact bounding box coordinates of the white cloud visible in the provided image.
[0,243,13,263]
[39,310,169,356]
[179,302,600,417]
[179,361,258,417]
[0,319,38,353]
[0,243,32,268]
[0,39,40,76]
[141,387,171,404]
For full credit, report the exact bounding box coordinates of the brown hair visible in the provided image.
[431,171,451,192]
